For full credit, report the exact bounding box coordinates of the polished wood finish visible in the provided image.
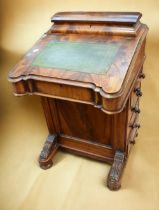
[8,12,148,190]
[51,12,142,37]
[51,12,142,24]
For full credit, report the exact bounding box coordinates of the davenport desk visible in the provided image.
[8,12,148,190]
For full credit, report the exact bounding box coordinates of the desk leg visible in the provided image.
[39,134,59,169]
[107,151,126,191]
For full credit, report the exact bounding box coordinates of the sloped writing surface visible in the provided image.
[32,40,120,75]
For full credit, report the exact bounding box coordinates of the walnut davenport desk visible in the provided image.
[9,12,148,190]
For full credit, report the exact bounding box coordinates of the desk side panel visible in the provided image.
[41,97,129,162]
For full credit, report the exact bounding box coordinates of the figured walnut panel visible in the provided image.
[34,81,94,103]
[54,99,112,146]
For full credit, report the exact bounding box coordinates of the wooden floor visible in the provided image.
[0,40,159,210]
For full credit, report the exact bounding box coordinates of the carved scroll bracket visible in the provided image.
[39,134,59,169]
[107,150,125,190]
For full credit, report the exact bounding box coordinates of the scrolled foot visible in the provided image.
[39,160,53,170]
[39,134,59,169]
[107,151,125,191]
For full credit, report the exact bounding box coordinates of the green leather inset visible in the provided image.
[32,40,120,74]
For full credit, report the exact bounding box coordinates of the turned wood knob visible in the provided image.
[130,140,136,144]
[130,132,138,144]
[139,73,146,79]
[135,132,138,137]
[130,123,140,129]
[134,88,142,97]
[131,106,141,113]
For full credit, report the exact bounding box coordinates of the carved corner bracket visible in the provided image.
[39,134,59,169]
[107,150,126,191]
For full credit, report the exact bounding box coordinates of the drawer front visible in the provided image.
[127,111,139,139]
[127,114,139,154]
[128,98,140,123]
[127,128,138,155]
[126,71,145,154]
[131,80,142,108]
[128,70,144,123]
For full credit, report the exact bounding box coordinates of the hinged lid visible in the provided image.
[50,12,142,36]
[8,12,148,114]
[52,12,141,24]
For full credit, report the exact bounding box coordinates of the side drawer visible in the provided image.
[127,127,138,155]
[128,98,140,122]
[127,112,140,139]
[131,80,142,108]
[127,114,140,154]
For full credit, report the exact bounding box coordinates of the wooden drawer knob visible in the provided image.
[130,132,138,145]
[134,88,142,97]
[139,73,146,79]
[130,140,136,144]
[135,132,138,137]
[130,123,140,129]
[131,106,141,113]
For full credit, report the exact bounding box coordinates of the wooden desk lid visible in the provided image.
[8,12,148,114]
[32,40,120,74]
[52,11,141,24]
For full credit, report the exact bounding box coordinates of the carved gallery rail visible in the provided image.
[8,12,148,190]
